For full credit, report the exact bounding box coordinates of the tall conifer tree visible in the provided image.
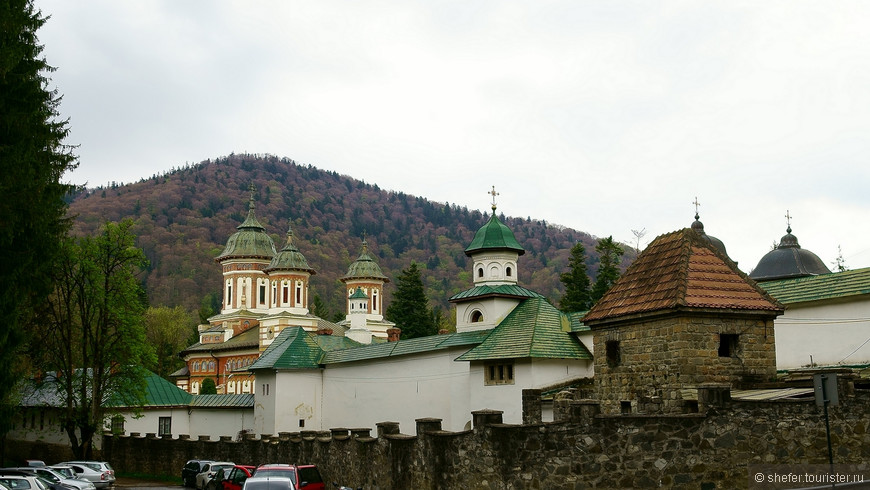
[559,242,592,312]
[0,0,77,452]
[385,262,436,339]
[590,236,624,305]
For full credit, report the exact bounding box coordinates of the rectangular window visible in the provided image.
[606,340,621,368]
[718,334,739,358]
[111,415,125,435]
[484,362,515,385]
[158,416,171,437]
[259,284,266,305]
[620,401,632,415]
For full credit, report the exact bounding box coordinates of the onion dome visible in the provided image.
[749,225,831,282]
[341,238,389,282]
[264,222,316,274]
[216,191,276,262]
[690,212,730,259]
[464,205,525,257]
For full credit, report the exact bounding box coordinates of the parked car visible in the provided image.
[55,462,113,489]
[196,462,234,490]
[10,468,94,490]
[241,477,295,490]
[0,473,51,490]
[211,465,255,490]
[182,460,213,488]
[253,465,323,490]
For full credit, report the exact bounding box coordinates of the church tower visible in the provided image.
[215,185,276,322]
[339,238,394,338]
[451,187,540,333]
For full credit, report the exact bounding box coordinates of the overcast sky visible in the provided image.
[35,1,870,272]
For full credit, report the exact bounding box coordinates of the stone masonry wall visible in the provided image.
[95,386,870,490]
[593,314,777,414]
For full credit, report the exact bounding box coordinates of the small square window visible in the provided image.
[620,401,632,415]
[718,334,739,358]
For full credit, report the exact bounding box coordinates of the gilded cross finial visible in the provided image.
[785,210,792,233]
[489,186,499,212]
[692,197,701,219]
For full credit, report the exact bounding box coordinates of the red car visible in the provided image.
[253,464,324,490]
[213,465,256,490]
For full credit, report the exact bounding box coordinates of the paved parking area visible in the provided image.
[115,477,181,488]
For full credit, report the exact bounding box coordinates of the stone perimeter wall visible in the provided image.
[98,386,870,490]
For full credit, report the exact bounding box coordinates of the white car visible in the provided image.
[196,462,234,490]
[0,474,49,490]
[55,462,114,489]
[27,467,96,490]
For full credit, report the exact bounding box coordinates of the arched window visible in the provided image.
[506,266,512,277]
[471,310,483,322]
[192,382,200,395]
[477,267,484,278]
[372,290,379,312]
[489,265,499,278]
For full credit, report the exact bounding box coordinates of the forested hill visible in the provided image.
[67,154,634,324]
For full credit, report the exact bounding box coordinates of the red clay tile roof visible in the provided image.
[583,228,782,324]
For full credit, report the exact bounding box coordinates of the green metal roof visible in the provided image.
[566,311,590,333]
[180,326,260,355]
[758,267,870,304]
[265,224,315,273]
[191,393,254,408]
[350,287,368,299]
[321,330,491,364]
[141,372,194,406]
[249,327,325,370]
[449,284,544,302]
[456,297,593,361]
[464,213,525,256]
[216,198,277,262]
[341,239,389,282]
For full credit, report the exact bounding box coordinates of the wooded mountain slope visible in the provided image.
[67,154,634,323]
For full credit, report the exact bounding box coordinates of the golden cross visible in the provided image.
[489,186,499,211]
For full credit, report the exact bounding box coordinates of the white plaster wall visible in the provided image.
[321,348,472,434]
[120,408,189,437]
[187,409,255,440]
[267,370,322,434]
[775,299,870,369]
[456,297,519,332]
[253,372,277,435]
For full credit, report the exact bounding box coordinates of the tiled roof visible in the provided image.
[449,284,544,302]
[191,393,254,408]
[456,297,592,361]
[566,311,590,333]
[583,228,782,324]
[758,267,870,304]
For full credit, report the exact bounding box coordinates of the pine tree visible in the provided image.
[385,262,437,339]
[0,0,78,451]
[590,236,624,305]
[559,242,592,312]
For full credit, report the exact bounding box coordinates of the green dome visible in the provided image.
[215,197,276,262]
[216,195,277,262]
[264,223,316,274]
[465,212,525,257]
[341,239,389,282]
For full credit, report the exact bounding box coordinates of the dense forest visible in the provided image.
[67,154,635,325]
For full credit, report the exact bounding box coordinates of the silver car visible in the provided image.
[55,463,114,489]
[28,467,96,490]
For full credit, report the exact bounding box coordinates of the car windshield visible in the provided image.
[0,479,32,489]
[50,468,73,479]
[244,479,293,490]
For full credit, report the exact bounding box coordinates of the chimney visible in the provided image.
[317,328,334,336]
[438,329,450,335]
[387,328,401,342]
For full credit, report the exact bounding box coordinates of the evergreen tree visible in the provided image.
[385,262,436,339]
[559,242,592,312]
[0,0,77,452]
[200,378,217,395]
[144,306,197,380]
[590,236,624,305]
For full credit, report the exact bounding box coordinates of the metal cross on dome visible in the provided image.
[489,186,499,212]
[785,210,793,232]
[692,196,701,215]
